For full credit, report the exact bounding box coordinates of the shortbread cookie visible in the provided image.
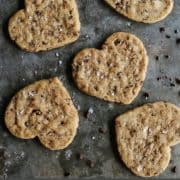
[72,32,148,104]
[8,0,80,52]
[105,0,174,23]
[115,102,180,177]
[5,77,79,150]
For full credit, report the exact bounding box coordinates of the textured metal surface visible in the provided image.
[0,0,180,179]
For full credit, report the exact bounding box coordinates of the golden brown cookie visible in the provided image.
[8,0,80,52]
[5,77,79,150]
[72,32,148,104]
[115,102,180,177]
[105,0,174,23]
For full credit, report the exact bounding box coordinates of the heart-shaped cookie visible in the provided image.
[72,32,148,104]
[8,0,80,52]
[116,102,180,177]
[5,77,79,150]
[105,0,174,23]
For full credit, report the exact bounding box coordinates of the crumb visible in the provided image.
[171,166,176,173]
[164,55,169,59]
[87,160,96,168]
[165,35,171,39]
[159,27,165,33]
[176,38,180,45]
[175,78,180,85]
[155,56,159,61]
[64,171,70,177]
[98,128,107,134]
[77,153,84,160]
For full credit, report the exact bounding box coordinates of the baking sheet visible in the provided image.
[0,0,180,179]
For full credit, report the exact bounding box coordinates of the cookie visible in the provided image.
[115,102,180,177]
[72,32,148,104]
[5,77,79,150]
[105,0,174,23]
[8,0,80,52]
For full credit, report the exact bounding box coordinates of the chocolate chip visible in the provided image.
[176,38,180,45]
[114,39,121,46]
[98,128,107,134]
[175,78,180,85]
[32,109,42,115]
[171,166,176,173]
[87,160,96,168]
[143,92,149,100]
[159,27,165,33]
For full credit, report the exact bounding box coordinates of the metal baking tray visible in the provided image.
[0,0,179,179]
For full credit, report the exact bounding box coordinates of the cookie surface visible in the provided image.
[5,77,79,150]
[115,102,180,177]
[72,32,148,104]
[8,0,80,52]
[105,0,174,23]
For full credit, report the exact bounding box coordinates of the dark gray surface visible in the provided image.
[0,0,180,179]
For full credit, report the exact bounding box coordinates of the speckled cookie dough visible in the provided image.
[5,77,79,150]
[72,32,148,104]
[8,0,81,52]
[115,102,180,177]
[105,0,174,23]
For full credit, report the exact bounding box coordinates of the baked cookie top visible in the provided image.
[105,0,174,23]
[116,102,180,177]
[8,0,80,52]
[5,77,79,150]
[72,32,148,104]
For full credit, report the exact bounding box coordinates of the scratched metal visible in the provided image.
[0,0,180,180]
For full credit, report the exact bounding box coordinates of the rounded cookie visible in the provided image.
[5,77,79,150]
[8,0,81,52]
[115,102,180,177]
[105,0,174,23]
[72,32,148,104]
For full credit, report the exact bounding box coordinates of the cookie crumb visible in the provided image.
[64,171,70,177]
[87,160,96,168]
[171,166,176,173]
[175,78,180,85]
[99,128,107,134]
[164,55,169,59]
[176,38,180,45]
[155,56,159,61]
[165,35,171,39]
[77,153,84,160]
[159,27,165,33]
